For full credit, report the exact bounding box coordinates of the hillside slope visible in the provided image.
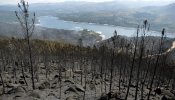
[0,22,102,46]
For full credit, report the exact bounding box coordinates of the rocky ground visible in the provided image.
[0,63,175,100]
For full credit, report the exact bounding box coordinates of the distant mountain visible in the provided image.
[54,2,175,33]
[141,3,175,14]
[1,1,175,12]
[140,3,175,31]
[1,2,175,33]
[164,3,175,11]
[0,1,127,12]
[0,5,18,11]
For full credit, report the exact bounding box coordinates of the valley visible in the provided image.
[0,1,175,100]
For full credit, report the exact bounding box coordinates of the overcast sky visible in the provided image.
[0,0,174,5]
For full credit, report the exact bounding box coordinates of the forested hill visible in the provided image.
[0,22,102,46]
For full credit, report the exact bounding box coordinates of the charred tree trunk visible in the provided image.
[125,26,139,100]
[147,28,165,100]
[15,0,36,89]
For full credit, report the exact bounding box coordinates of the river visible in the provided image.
[38,16,174,39]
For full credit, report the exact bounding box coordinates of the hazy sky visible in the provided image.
[0,0,174,5]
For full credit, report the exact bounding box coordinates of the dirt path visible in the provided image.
[165,41,175,53]
[146,41,175,58]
